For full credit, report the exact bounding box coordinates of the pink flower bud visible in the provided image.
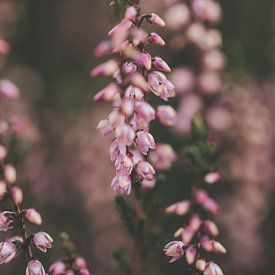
[94,40,111,57]
[115,124,135,146]
[204,172,221,184]
[185,246,197,265]
[148,33,165,46]
[153,57,171,72]
[149,144,177,170]
[4,164,16,184]
[136,161,155,180]
[33,232,53,253]
[163,241,184,263]
[132,29,147,45]
[0,213,11,232]
[134,52,152,70]
[135,101,156,122]
[186,23,205,45]
[135,131,156,155]
[115,153,134,175]
[25,208,42,225]
[189,214,201,232]
[0,181,7,199]
[166,200,191,216]
[212,241,226,254]
[122,62,137,75]
[129,72,148,91]
[110,139,127,163]
[91,60,118,77]
[200,236,213,252]
[26,260,46,275]
[203,30,222,49]
[111,174,131,195]
[141,177,156,189]
[147,13,166,27]
[0,145,7,161]
[0,242,16,264]
[203,50,225,71]
[204,262,224,275]
[157,105,177,126]
[196,259,207,271]
[181,226,194,244]
[164,3,190,30]
[0,80,20,100]
[79,269,91,275]
[170,68,195,94]
[108,19,132,37]
[49,261,66,275]
[198,72,221,94]
[75,257,88,269]
[125,6,137,20]
[97,118,114,137]
[203,198,220,214]
[120,98,134,116]
[94,83,119,101]
[194,189,209,204]
[125,85,144,100]
[0,39,9,54]
[203,220,219,236]
[11,187,23,205]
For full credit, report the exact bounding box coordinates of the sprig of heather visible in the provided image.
[92,2,177,195]
[49,233,91,275]
[163,0,226,134]
[0,84,53,274]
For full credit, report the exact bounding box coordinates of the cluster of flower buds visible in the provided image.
[0,81,53,274]
[164,171,226,274]
[92,4,177,194]
[163,0,226,133]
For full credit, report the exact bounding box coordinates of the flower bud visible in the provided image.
[166,200,190,216]
[203,198,220,214]
[4,164,16,184]
[0,80,20,100]
[26,260,46,275]
[198,72,221,94]
[157,105,177,126]
[204,262,224,275]
[163,241,184,263]
[125,6,137,20]
[0,242,16,264]
[135,101,156,122]
[148,33,165,46]
[79,270,91,275]
[0,181,7,199]
[200,236,213,252]
[135,131,156,155]
[212,241,226,254]
[129,72,148,91]
[94,40,111,57]
[204,172,221,184]
[120,98,134,116]
[185,246,197,265]
[33,232,53,253]
[94,83,119,101]
[0,213,11,232]
[91,60,118,77]
[11,187,23,205]
[134,52,152,70]
[0,145,7,161]
[111,175,131,195]
[203,220,219,236]
[181,226,194,244]
[136,161,155,180]
[170,68,195,94]
[196,259,207,272]
[149,144,177,170]
[25,208,42,225]
[147,13,166,27]
[122,62,137,75]
[189,214,201,232]
[75,257,88,269]
[49,261,66,275]
[115,124,135,146]
[141,177,156,189]
[153,57,171,73]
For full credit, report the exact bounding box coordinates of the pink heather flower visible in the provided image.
[94,40,111,57]
[115,124,135,146]
[111,174,131,195]
[132,29,147,45]
[75,257,88,269]
[203,197,220,214]
[26,260,46,275]
[0,145,7,161]
[79,269,91,275]
[110,139,127,163]
[134,101,156,122]
[186,23,205,45]
[148,71,175,101]
[196,259,207,272]
[0,213,11,232]
[203,50,225,71]
[189,214,202,232]
[157,105,177,126]
[49,261,66,275]
[25,208,42,225]
[180,226,195,244]
[0,181,7,198]
[0,80,20,100]
[120,98,134,116]
[204,262,224,275]
[136,161,155,180]
[115,153,134,175]
[194,189,209,204]
[97,118,115,136]
[0,242,16,264]
[93,83,119,101]
[124,85,144,100]
[0,39,10,54]
[149,144,177,170]
[141,177,156,189]
[185,246,197,265]
[163,241,184,263]
[129,72,148,91]
[11,186,23,205]
[164,3,190,30]
[125,6,137,20]
[130,149,144,165]
[198,72,221,94]
[203,220,219,237]
[135,131,156,155]
[204,172,221,184]
[90,60,118,77]
[134,52,152,70]
[108,19,132,38]
[148,32,165,46]
[122,62,137,75]
[65,270,74,275]
[153,57,171,72]
[4,164,17,184]
[200,236,213,252]
[147,13,166,27]
[166,200,191,216]
[33,232,53,253]
[212,241,227,254]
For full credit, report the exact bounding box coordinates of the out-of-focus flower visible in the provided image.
[0,242,16,264]
[26,260,46,275]
[204,262,224,275]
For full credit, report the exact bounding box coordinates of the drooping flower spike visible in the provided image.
[92,5,177,194]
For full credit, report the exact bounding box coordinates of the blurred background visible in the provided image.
[0,0,275,274]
